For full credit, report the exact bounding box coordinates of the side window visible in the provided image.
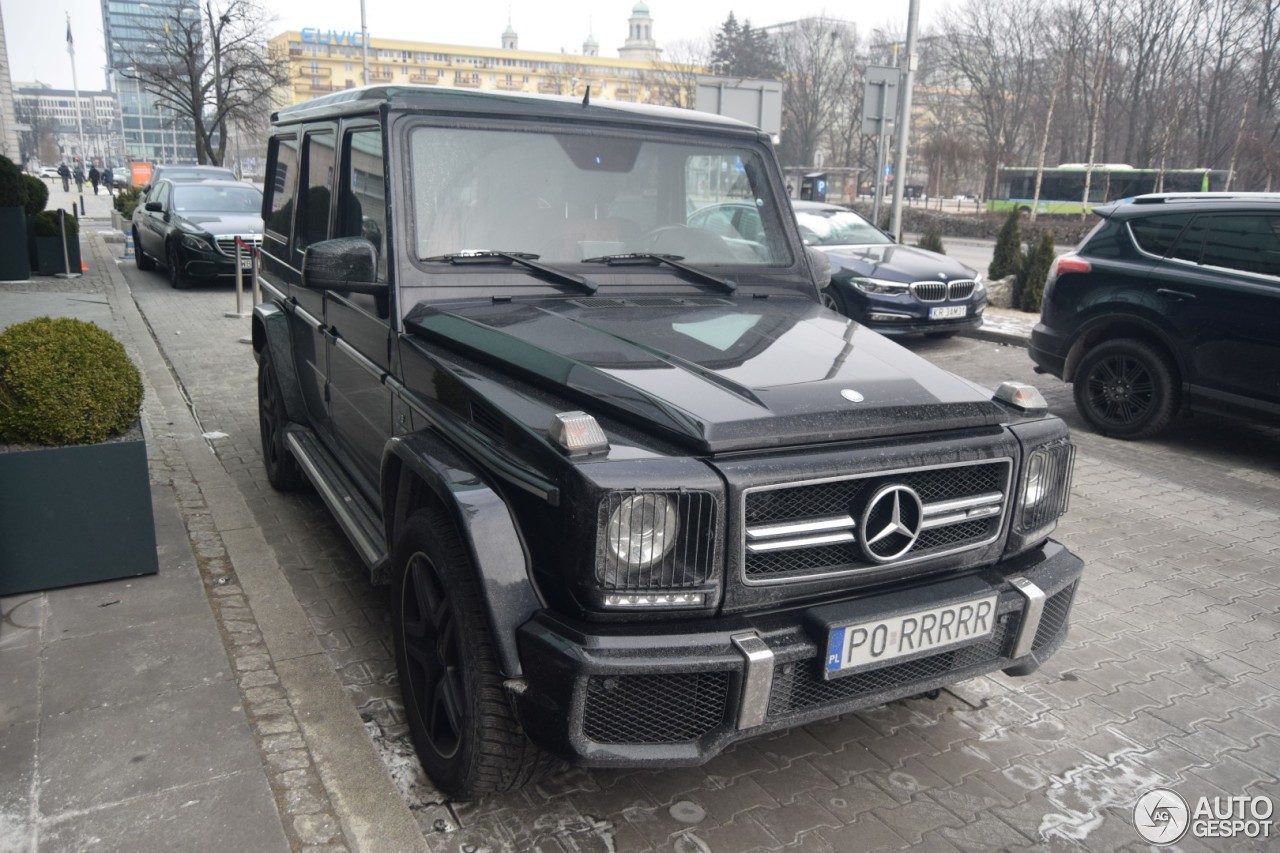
[337,128,388,282]
[265,135,298,238]
[1197,215,1280,277]
[1129,213,1192,257]
[153,181,171,209]
[1167,216,1208,265]
[297,131,336,253]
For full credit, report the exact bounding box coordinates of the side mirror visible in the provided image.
[302,237,384,294]
[145,200,163,212]
[806,247,831,290]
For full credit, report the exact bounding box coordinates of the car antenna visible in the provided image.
[582,85,590,107]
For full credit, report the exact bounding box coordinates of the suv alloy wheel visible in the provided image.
[1073,338,1179,438]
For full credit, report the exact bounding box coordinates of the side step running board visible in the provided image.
[284,427,389,577]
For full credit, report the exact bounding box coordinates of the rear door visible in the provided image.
[1146,211,1280,407]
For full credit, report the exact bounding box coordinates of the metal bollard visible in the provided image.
[225,237,251,318]
[251,245,261,306]
[55,208,81,279]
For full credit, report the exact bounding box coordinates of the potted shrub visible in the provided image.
[0,155,31,281]
[22,174,48,270]
[0,317,158,595]
[31,209,82,275]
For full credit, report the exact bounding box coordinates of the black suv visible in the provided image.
[1030,194,1280,438]
[253,86,1082,797]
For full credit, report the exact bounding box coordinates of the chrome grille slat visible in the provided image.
[909,279,977,303]
[741,460,1011,584]
[215,235,263,257]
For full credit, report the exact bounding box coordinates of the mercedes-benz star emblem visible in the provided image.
[859,484,924,563]
[841,389,865,403]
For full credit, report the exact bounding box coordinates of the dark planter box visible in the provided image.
[33,233,83,276]
[0,426,158,596]
[0,206,31,281]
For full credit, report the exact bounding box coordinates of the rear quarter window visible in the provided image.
[1078,218,1126,258]
[1129,213,1193,257]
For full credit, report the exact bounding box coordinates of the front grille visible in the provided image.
[1033,583,1076,651]
[583,671,731,744]
[215,235,262,257]
[910,279,976,302]
[743,461,1009,583]
[768,612,1015,717]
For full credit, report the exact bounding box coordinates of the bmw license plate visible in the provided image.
[929,305,967,320]
[240,255,253,270]
[825,594,998,677]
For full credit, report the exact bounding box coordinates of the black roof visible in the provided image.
[272,84,764,138]
[1095,192,1280,219]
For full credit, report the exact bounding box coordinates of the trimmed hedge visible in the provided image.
[22,174,48,216]
[0,318,143,447]
[31,209,79,237]
[0,155,26,208]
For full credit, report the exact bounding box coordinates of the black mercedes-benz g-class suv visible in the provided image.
[253,85,1082,798]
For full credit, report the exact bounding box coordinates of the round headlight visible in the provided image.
[606,494,679,569]
[1023,453,1048,507]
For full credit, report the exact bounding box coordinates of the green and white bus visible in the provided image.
[988,164,1229,214]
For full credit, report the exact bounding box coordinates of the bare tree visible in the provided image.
[644,37,711,109]
[775,18,859,168]
[119,0,289,166]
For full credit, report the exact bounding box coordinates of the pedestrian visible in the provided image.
[73,164,85,192]
[89,165,101,195]
[103,167,115,197]
[57,163,71,192]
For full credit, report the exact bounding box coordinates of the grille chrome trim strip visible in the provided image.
[747,514,854,540]
[922,491,1003,516]
[746,531,856,553]
[920,504,1003,530]
[740,458,1013,585]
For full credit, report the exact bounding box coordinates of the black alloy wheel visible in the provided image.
[134,228,155,271]
[167,242,187,289]
[257,356,306,491]
[391,508,547,797]
[1073,337,1178,439]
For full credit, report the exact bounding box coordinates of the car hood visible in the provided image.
[405,296,1005,453]
[817,243,976,283]
[177,213,263,236]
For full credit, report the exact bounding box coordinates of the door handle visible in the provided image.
[1156,288,1197,300]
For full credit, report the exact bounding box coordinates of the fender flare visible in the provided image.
[251,303,309,425]
[382,431,541,678]
[1063,310,1184,384]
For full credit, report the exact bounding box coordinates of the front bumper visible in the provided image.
[515,539,1082,767]
[178,244,254,281]
[838,283,988,337]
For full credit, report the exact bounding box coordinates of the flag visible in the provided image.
[66,19,74,55]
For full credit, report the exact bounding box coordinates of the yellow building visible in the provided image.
[269,5,693,108]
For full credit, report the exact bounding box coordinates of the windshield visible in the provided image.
[794,208,892,246]
[409,126,792,267]
[172,184,262,214]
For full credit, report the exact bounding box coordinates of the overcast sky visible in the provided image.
[2,0,923,91]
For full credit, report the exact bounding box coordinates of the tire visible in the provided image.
[1072,337,1179,439]
[167,242,187,289]
[257,355,307,491]
[820,286,849,317]
[134,229,155,271]
[392,507,545,798]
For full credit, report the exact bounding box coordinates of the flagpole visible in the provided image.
[67,14,88,169]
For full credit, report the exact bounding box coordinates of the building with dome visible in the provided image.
[619,2,661,61]
[271,6,693,108]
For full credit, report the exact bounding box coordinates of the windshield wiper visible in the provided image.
[580,253,736,294]
[422,251,597,295]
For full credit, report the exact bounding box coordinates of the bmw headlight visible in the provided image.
[606,494,679,569]
[973,273,987,295]
[852,277,909,295]
[181,234,213,251]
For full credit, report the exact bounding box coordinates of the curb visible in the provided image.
[94,232,430,853]
[959,326,1031,348]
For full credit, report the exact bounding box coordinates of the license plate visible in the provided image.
[240,256,253,270]
[825,594,998,677]
[929,305,967,319]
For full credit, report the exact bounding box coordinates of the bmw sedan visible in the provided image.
[795,201,987,337]
[132,178,263,289]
